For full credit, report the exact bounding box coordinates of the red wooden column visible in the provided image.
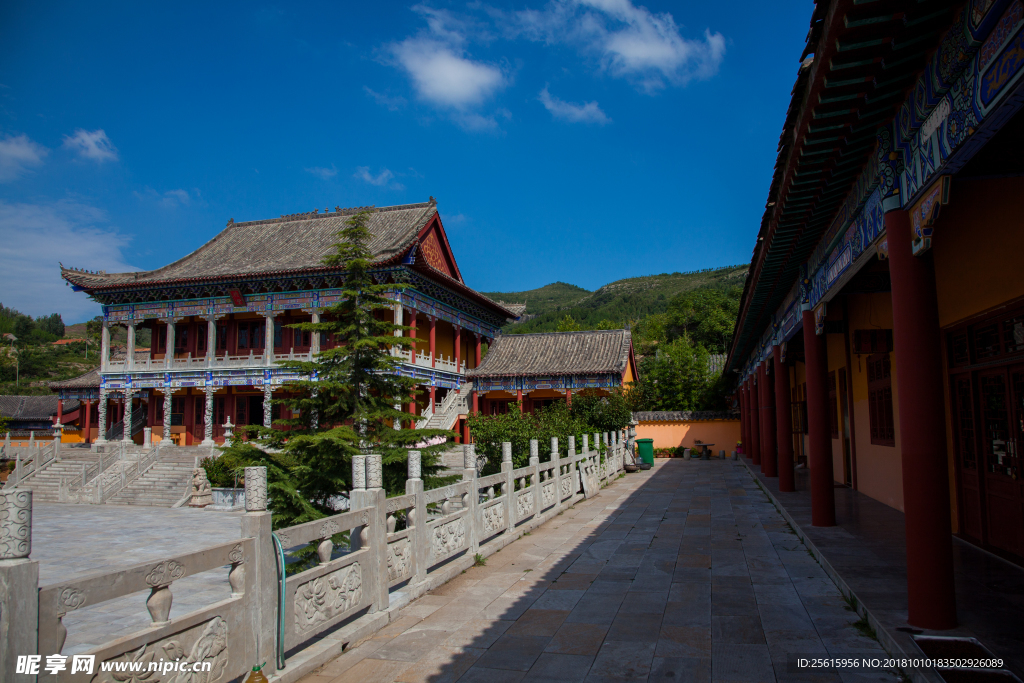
[749,374,761,466]
[774,345,794,491]
[802,309,836,527]
[408,388,418,424]
[471,389,479,414]
[741,385,749,454]
[566,388,572,406]
[886,208,956,629]
[429,386,436,413]
[147,390,157,431]
[429,317,436,367]
[742,380,751,455]
[83,400,92,444]
[408,310,418,360]
[454,325,462,370]
[759,361,777,477]
[474,334,482,368]
[57,399,64,426]
[517,388,523,412]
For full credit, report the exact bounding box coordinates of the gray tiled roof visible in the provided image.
[49,368,101,389]
[0,396,79,420]
[467,329,632,378]
[62,201,439,289]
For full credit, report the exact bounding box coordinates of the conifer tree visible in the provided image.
[216,210,455,529]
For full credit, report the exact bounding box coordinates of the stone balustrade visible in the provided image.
[0,429,629,683]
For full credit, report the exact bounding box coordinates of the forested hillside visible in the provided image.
[483,265,748,413]
[482,265,747,334]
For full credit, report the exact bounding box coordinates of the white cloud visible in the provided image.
[62,129,119,162]
[306,165,338,179]
[364,87,407,111]
[0,199,138,322]
[133,187,196,208]
[500,0,725,91]
[0,134,48,182]
[538,87,610,124]
[354,166,405,190]
[391,37,505,109]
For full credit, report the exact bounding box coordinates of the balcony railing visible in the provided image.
[391,347,467,373]
[107,349,315,371]
[106,347,465,374]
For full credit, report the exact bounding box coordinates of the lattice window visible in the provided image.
[975,324,1001,359]
[1003,316,1024,354]
[949,332,969,367]
[867,354,895,446]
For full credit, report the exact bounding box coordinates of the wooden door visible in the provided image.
[951,374,984,541]
[979,369,1024,556]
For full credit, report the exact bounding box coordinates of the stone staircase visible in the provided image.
[419,382,472,431]
[106,451,198,507]
[13,450,102,503]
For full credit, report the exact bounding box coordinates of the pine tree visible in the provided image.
[216,210,455,529]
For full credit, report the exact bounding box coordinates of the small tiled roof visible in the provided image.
[633,411,740,422]
[61,200,440,290]
[49,368,101,389]
[0,396,79,420]
[468,329,632,378]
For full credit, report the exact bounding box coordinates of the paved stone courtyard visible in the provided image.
[32,503,242,655]
[298,459,893,683]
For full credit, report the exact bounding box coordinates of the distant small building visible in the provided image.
[466,329,638,418]
[0,396,78,434]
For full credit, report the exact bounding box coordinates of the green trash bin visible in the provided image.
[637,438,654,467]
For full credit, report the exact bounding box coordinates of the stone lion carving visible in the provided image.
[189,467,213,508]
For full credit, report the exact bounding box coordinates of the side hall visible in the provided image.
[726,0,1024,632]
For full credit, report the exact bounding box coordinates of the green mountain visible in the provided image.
[483,265,748,334]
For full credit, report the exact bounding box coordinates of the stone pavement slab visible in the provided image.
[30,502,242,654]
[299,460,896,683]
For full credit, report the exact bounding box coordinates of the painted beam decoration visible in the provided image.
[475,374,621,393]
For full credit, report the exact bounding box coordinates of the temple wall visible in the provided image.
[933,177,1024,329]
[845,293,904,512]
[635,420,740,451]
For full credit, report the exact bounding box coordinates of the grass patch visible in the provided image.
[842,594,859,613]
[474,553,487,567]
[852,614,877,641]
[523,531,531,536]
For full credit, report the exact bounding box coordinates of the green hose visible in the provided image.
[271,533,287,671]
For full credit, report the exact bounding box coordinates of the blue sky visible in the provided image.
[0,0,811,324]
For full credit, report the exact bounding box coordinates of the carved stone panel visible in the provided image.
[516,491,534,520]
[432,518,466,560]
[244,466,267,512]
[542,482,556,508]
[387,538,412,583]
[561,476,573,499]
[95,616,230,683]
[482,503,505,535]
[0,488,31,559]
[294,562,363,633]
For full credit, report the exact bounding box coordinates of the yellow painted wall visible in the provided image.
[844,292,904,512]
[933,177,1024,328]
[826,312,847,483]
[636,420,741,451]
[435,320,456,363]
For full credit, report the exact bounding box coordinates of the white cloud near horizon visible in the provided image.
[538,87,610,124]
[306,165,338,179]
[499,0,725,92]
[62,129,119,162]
[0,199,138,323]
[354,166,405,190]
[0,134,48,182]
